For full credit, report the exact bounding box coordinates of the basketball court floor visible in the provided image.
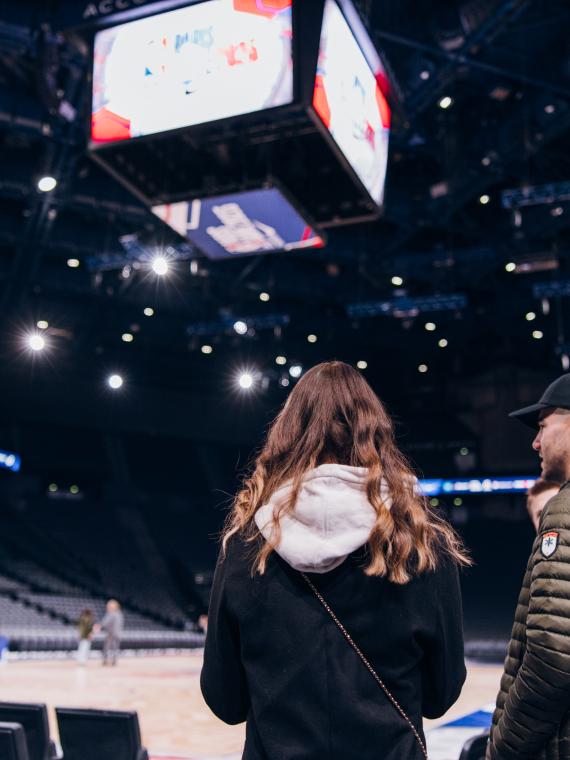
[0,651,501,759]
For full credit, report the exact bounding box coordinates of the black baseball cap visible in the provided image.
[510,374,570,428]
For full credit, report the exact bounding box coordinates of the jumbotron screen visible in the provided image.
[91,0,293,143]
[313,0,390,205]
[152,187,324,259]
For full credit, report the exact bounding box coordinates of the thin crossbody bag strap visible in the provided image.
[300,572,428,759]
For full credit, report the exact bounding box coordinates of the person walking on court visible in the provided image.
[201,360,470,760]
[487,374,570,759]
[97,599,124,666]
[76,607,94,664]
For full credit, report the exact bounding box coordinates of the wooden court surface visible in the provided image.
[0,653,502,757]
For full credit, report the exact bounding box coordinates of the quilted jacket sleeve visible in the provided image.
[488,493,570,759]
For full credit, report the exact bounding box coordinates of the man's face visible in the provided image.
[533,408,570,483]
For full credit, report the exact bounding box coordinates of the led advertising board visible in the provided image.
[152,186,324,259]
[92,0,293,143]
[313,0,390,205]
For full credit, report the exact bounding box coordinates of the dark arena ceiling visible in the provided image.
[0,0,569,455]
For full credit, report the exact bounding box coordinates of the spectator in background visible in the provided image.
[76,608,94,664]
[526,478,560,532]
[197,614,208,634]
[96,599,124,666]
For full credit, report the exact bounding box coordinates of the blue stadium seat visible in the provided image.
[0,704,57,760]
[55,708,148,760]
[0,722,30,760]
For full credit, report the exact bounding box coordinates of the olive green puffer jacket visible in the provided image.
[487,480,570,759]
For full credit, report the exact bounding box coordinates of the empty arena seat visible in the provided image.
[55,708,148,760]
[0,704,57,760]
[0,722,30,760]
[459,731,489,760]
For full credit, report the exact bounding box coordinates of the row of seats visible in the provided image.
[0,702,148,760]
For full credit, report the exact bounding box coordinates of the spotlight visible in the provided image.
[275,355,287,365]
[562,353,570,372]
[259,292,270,302]
[357,360,367,370]
[418,364,428,373]
[391,276,404,286]
[280,377,290,387]
[438,95,453,109]
[38,176,57,192]
[233,320,248,335]
[67,258,80,268]
[70,485,80,495]
[505,262,516,272]
[551,206,564,217]
[307,334,317,343]
[460,447,469,456]
[425,322,436,331]
[143,307,154,317]
[438,338,448,348]
[479,194,490,205]
[525,311,536,321]
[453,497,463,507]
[237,372,254,390]
[27,333,46,352]
[544,104,555,114]
[532,330,543,340]
[107,374,124,389]
[430,498,439,507]
[419,70,431,81]
[481,155,492,166]
[121,333,134,343]
[201,345,213,354]
[48,483,58,493]
[152,256,169,276]
[289,364,302,378]
[36,320,49,330]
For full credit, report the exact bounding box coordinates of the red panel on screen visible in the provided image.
[91,108,132,142]
[233,0,292,18]
[313,74,331,128]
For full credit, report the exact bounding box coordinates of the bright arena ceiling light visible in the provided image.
[36,320,49,330]
[121,333,134,343]
[201,344,213,354]
[107,374,124,389]
[27,333,46,352]
[37,176,57,192]
[505,262,516,272]
[233,320,248,335]
[479,194,490,205]
[67,258,80,268]
[289,364,302,378]
[143,307,154,317]
[357,360,367,370]
[438,338,448,348]
[259,292,270,302]
[391,276,404,286]
[152,256,169,276]
[438,95,453,109]
[525,311,536,321]
[307,334,317,343]
[275,355,287,365]
[424,322,436,331]
[532,330,543,340]
[418,364,428,373]
[237,372,254,390]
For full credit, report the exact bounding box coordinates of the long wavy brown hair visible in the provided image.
[223,360,471,583]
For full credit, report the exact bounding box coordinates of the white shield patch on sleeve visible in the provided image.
[541,531,559,558]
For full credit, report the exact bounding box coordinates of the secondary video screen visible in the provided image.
[152,187,324,259]
[313,0,390,205]
[92,0,293,143]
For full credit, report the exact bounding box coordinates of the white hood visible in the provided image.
[254,463,391,574]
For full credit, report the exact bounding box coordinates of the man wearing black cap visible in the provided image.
[487,374,570,759]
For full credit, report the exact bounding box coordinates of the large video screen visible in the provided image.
[313,0,390,205]
[152,187,324,259]
[91,0,293,143]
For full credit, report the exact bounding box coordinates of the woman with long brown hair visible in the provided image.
[201,361,469,759]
